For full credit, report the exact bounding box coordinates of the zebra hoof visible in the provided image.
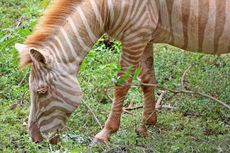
[135,126,148,138]
[89,137,107,146]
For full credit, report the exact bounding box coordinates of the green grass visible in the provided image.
[0,0,230,152]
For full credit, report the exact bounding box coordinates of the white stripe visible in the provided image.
[112,0,125,32]
[108,0,114,24]
[55,81,82,97]
[171,0,184,48]
[113,0,139,37]
[77,7,97,42]
[187,0,199,51]
[55,36,69,61]
[48,42,63,62]
[217,1,230,52]
[133,0,148,21]
[121,54,141,65]
[56,88,82,102]
[115,0,133,38]
[159,0,171,29]
[89,0,104,30]
[123,51,143,59]
[45,101,76,113]
[40,118,65,133]
[38,110,67,126]
[45,45,59,63]
[202,0,216,52]
[150,0,159,26]
[47,42,70,71]
[60,27,79,58]
[67,16,91,51]
[45,45,70,71]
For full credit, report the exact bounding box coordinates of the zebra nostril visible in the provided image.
[37,86,48,95]
[33,137,43,143]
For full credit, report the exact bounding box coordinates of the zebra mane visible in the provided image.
[20,0,83,68]
[26,0,83,46]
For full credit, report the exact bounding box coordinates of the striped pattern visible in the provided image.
[154,0,230,54]
[16,0,230,143]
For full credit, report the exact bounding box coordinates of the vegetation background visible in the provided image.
[0,0,230,152]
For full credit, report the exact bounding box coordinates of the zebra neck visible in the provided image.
[45,0,106,73]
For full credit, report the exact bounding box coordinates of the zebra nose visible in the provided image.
[29,122,43,143]
[32,133,43,143]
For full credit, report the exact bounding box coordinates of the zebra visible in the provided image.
[15,0,230,143]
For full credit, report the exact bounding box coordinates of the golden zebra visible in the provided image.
[15,0,229,143]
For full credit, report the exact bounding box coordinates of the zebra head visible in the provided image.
[15,43,83,143]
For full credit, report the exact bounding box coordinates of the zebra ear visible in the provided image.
[15,43,32,69]
[29,49,48,65]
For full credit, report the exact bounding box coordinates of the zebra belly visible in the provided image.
[170,31,230,55]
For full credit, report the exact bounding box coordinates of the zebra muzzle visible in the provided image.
[29,122,43,143]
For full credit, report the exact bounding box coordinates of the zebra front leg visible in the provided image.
[135,43,157,137]
[93,66,133,143]
[93,82,131,143]
[93,41,148,143]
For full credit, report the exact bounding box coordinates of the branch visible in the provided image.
[161,104,176,109]
[124,105,176,111]
[123,109,134,115]
[181,64,193,90]
[107,78,230,112]
[124,92,175,112]
[174,89,230,110]
[156,90,167,109]
[136,82,230,110]
[16,15,25,28]
[125,105,143,111]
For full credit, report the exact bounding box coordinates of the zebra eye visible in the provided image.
[37,86,48,95]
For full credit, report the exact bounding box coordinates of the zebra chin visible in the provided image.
[28,95,83,144]
[29,121,64,144]
[29,114,70,144]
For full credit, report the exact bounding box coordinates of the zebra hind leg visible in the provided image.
[135,43,157,137]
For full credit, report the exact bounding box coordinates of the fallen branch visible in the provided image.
[156,90,167,109]
[181,64,193,90]
[123,109,134,115]
[82,101,103,129]
[123,90,175,112]
[138,83,230,110]
[168,89,230,110]
[126,99,135,109]
[161,104,176,109]
[124,104,176,111]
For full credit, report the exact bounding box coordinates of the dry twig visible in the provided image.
[123,109,134,115]
[156,90,167,109]
[125,105,143,111]
[16,15,25,28]
[181,64,193,90]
